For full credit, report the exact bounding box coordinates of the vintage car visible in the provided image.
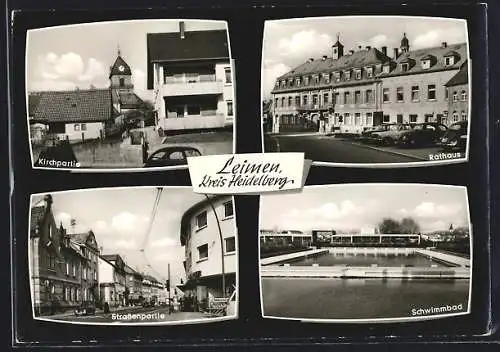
[143,145,202,168]
[439,120,468,151]
[398,122,448,147]
[74,301,96,316]
[369,123,413,146]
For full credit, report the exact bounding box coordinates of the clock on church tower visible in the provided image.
[109,49,133,91]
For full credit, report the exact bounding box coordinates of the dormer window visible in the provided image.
[334,71,341,82]
[366,67,373,78]
[304,76,309,85]
[401,63,409,72]
[355,69,362,80]
[421,60,431,69]
[445,56,455,66]
[344,71,351,81]
[281,80,286,88]
[313,75,319,84]
[295,77,301,86]
[323,73,330,83]
[382,64,390,74]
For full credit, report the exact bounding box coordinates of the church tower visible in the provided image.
[400,32,410,53]
[331,33,344,60]
[109,46,134,94]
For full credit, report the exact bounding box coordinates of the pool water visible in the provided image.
[283,253,452,267]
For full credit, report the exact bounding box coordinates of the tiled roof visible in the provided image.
[70,232,90,245]
[32,89,113,123]
[30,205,46,234]
[110,55,132,76]
[147,30,229,63]
[112,91,143,109]
[378,43,467,78]
[28,93,43,117]
[277,47,391,81]
[445,62,468,86]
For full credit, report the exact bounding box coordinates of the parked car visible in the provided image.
[398,122,448,147]
[357,126,380,143]
[74,301,96,316]
[439,120,468,151]
[370,123,413,146]
[143,146,202,167]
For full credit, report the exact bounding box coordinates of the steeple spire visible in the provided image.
[117,44,121,57]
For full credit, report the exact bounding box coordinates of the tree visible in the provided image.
[400,217,420,234]
[378,218,401,234]
[141,99,155,111]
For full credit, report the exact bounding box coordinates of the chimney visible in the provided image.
[381,46,387,56]
[358,45,362,51]
[348,49,354,55]
[441,41,447,48]
[365,45,371,50]
[393,48,399,59]
[322,55,327,61]
[179,21,185,39]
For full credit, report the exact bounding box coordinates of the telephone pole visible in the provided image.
[168,263,171,315]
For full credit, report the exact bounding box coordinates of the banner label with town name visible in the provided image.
[188,153,310,194]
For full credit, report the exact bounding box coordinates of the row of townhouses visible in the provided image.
[270,33,469,134]
[28,22,234,142]
[29,195,166,315]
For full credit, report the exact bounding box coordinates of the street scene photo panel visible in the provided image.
[26,19,235,170]
[259,184,472,322]
[29,187,237,325]
[262,16,470,167]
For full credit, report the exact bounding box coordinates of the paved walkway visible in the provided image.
[261,248,329,266]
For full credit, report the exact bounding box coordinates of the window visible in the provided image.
[453,91,458,102]
[176,106,185,117]
[445,56,454,66]
[366,67,373,78]
[323,93,329,104]
[452,111,459,122]
[302,96,308,105]
[445,88,449,100]
[48,225,53,240]
[227,101,234,116]
[383,88,390,103]
[225,237,236,253]
[295,96,300,106]
[354,91,361,104]
[334,92,339,104]
[48,255,56,270]
[295,77,301,86]
[461,90,467,101]
[421,60,431,69]
[383,64,390,73]
[187,105,200,115]
[119,78,125,87]
[428,84,436,100]
[313,75,319,84]
[344,113,350,125]
[383,115,390,123]
[396,87,404,102]
[402,63,409,72]
[397,114,403,123]
[366,89,374,103]
[461,110,467,121]
[223,200,234,218]
[198,244,209,260]
[343,92,350,105]
[224,67,232,84]
[355,70,362,80]
[81,123,87,131]
[66,262,70,275]
[345,71,351,81]
[334,72,341,82]
[74,124,81,131]
[312,94,318,105]
[355,113,361,125]
[323,73,330,83]
[83,266,87,280]
[196,211,208,229]
[288,97,292,106]
[411,86,419,101]
[304,76,309,85]
[366,113,373,126]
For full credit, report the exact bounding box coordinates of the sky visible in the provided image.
[260,184,470,233]
[31,187,208,287]
[262,16,468,99]
[26,19,228,102]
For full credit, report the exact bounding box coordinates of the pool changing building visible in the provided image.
[260,230,313,247]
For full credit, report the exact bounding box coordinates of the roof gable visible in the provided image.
[32,89,113,123]
[445,62,469,86]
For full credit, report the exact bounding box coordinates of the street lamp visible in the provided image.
[204,194,226,299]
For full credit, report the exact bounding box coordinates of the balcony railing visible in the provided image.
[161,76,224,97]
[164,74,217,84]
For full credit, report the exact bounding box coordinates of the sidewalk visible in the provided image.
[44,304,135,319]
